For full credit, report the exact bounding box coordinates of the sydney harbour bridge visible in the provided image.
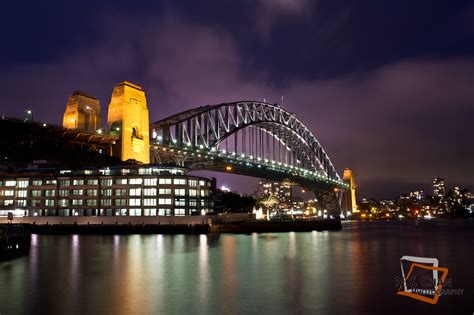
[150,101,348,214]
[1,82,348,216]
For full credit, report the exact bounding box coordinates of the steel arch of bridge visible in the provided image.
[150,101,347,214]
[151,102,341,179]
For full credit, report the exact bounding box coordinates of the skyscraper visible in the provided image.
[433,177,445,198]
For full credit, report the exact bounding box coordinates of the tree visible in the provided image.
[257,194,279,220]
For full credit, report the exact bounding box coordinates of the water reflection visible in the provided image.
[0,220,473,314]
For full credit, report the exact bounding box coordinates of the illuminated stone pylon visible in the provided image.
[107,81,150,163]
[342,168,358,213]
[62,91,102,133]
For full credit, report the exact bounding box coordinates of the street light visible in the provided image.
[25,109,33,122]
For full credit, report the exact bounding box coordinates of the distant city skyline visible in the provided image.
[1,1,473,197]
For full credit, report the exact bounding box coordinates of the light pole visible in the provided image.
[25,109,33,122]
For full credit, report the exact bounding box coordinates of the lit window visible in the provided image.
[45,190,55,197]
[5,180,16,187]
[45,199,55,207]
[129,178,143,185]
[144,188,157,196]
[159,178,172,185]
[101,179,112,186]
[144,178,157,186]
[189,179,197,187]
[4,200,14,206]
[72,189,83,196]
[158,208,171,216]
[17,190,27,198]
[173,178,186,185]
[101,199,112,206]
[31,190,41,197]
[129,188,142,196]
[199,180,206,186]
[32,180,42,186]
[129,208,142,216]
[87,179,98,185]
[114,199,127,206]
[114,189,127,196]
[175,189,186,196]
[175,198,186,206]
[130,199,141,206]
[158,188,171,195]
[72,199,83,205]
[143,209,157,216]
[144,199,156,206]
[59,180,70,187]
[59,189,69,197]
[86,199,97,206]
[17,200,27,207]
[115,178,127,185]
[18,180,29,188]
[158,198,172,205]
[175,208,186,216]
[189,189,197,197]
[59,199,68,207]
[101,189,112,196]
[4,190,14,197]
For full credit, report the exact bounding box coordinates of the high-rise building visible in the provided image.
[257,179,292,209]
[433,177,445,197]
[342,168,358,213]
[62,91,102,133]
[107,81,150,163]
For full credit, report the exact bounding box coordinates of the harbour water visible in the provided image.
[0,220,472,314]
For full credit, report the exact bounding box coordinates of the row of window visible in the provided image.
[25,208,209,217]
[0,198,211,207]
[0,188,210,198]
[0,178,210,188]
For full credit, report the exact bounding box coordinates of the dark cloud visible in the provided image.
[1,2,473,198]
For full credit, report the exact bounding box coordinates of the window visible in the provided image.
[114,199,127,206]
[129,199,141,206]
[101,179,112,186]
[143,209,157,216]
[101,189,112,196]
[72,199,83,205]
[173,178,186,185]
[86,199,97,206]
[45,199,55,207]
[114,189,127,196]
[175,208,186,216]
[73,179,84,185]
[158,208,172,216]
[115,178,127,185]
[189,199,197,207]
[129,178,143,185]
[101,199,112,206]
[158,198,172,205]
[139,168,151,175]
[143,199,156,206]
[18,180,29,188]
[59,180,70,187]
[72,189,83,196]
[17,200,27,207]
[175,189,186,196]
[175,198,186,206]
[199,180,206,186]
[129,188,142,196]
[4,190,14,197]
[5,180,16,187]
[189,189,197,197]
[32,180,42,186]
[159,178,172,185]
[87,189,98,196]
[129,208,142,216]
[59,189,69,197]
[159,188,171,195]
[45,190,55,197]
[200,190,208,197]
[189,179,197,187]
[31,200,41,207]
[59,199,68,207]
[31,190,41,197]
[4,200,14,206]
[87,179,98,185]
[144,178,157,186]
[144,188,157,196]
[17,190,27,198]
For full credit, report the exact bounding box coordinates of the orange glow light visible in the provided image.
[225,165,232,171]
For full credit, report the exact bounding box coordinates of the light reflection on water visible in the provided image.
[0,220,473,314]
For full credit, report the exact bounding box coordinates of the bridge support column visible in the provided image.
[314,190,342,217]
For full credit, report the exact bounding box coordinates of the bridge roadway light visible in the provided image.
[225,165,233,172]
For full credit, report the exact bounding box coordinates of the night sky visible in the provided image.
[1,0,473,198]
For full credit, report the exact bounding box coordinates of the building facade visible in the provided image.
[0,165,213,217]
[257,179,292,210]
[433,177,445,198]
[62,91,102,133]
